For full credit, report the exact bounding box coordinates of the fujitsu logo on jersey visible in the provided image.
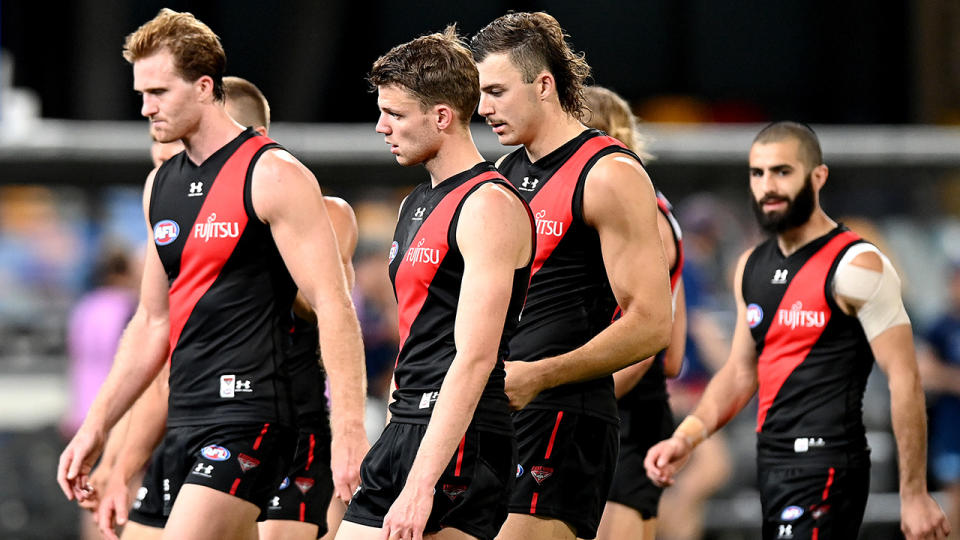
[404,238,441,266]
[777,301,825,330]
[194,212,240,242]
[534,209,564,237]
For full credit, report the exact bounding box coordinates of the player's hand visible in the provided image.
[76,459,114,512]
[644,435,693,487]
[95,471,133,540]
[900,492,950,540]
[330,423,370,503]
[381,481,433,540]
[57,426,105,501]
[503,360,544,410]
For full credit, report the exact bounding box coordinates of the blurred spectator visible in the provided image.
[60,242,140,540]
[919,262,960,538]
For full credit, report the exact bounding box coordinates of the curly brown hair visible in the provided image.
[123,8,226,102]
[471,12,591,118]
[368,25,479,126]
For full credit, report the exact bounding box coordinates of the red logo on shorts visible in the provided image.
[442,483,467,501]
[809,504,831,519]
[295,477,314,494]
[530,466,553,485]
[237,453,260,473]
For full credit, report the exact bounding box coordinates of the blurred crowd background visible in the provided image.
[1,1,959,538]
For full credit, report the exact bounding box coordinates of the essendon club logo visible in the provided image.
[442,483,467,501]
[237,453,260,473]
[294,477,314,494]
[530,466,554,485]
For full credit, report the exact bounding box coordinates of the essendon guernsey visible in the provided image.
[742,226,873,465]
[387,162,533,435]
[150,127,296,427]
[497,129,641,421]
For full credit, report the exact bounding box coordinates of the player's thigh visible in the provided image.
[428,526,481,540]
[596,501,653,540]
[162,484,260,540]
[120,521,163,540]
[333,519,383,540]
[497,513,576,540]
[259,519,319,540]
[321,496,346,540]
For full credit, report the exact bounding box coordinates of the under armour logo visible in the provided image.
[235,380,251,391]
[188,181,204,197]
[270,496,280,508]
[772,269,789,284]
[193,463,213,475]
[778,524,793,539]
[519,177,539,191]
[412,207,426,220]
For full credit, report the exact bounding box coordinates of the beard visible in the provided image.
[751,173,816,234]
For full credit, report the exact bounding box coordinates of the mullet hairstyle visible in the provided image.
[368,25,479,127]
[122,8,226,102]
[224,76,270,130]
[471,11,591,118]
[753,121,824,172]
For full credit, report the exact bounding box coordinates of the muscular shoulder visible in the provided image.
[461,182,526,222]
[582,152,654,228]
[250,148,321,223]
[323,196,356,224]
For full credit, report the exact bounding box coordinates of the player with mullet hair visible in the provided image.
[473,12,672,540]
[646,122,950,540]
[57,9,367,540]
[337,27,534,540]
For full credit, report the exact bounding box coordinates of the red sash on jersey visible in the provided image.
[394,171,502,365]
[166,135,274,359]
[528,135,624,277]
[755,230,860,431]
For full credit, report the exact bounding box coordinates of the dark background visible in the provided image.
[3,0,942,125]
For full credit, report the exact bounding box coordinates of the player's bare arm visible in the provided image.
[613,211,686,397]
[835,249,950,540]
[96,362,169,539]
[292,196,359,322]
[251,149,368,502]
[504,154,671,409]
[382,183,532,540]
[57,169,172,501]
[645,249,758,487]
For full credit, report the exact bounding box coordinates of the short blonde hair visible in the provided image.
[583,86,653,161]
[123,8,226,101]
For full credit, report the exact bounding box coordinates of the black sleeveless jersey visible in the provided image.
[618,192,684,406]
[742,225,873,465]
[284,313,327,428]
[387,162,533,435]
[497,129,640,422]
[149,127,296,428]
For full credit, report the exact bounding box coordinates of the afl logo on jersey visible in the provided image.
[389,241,399,263]
[153,220,180,246]
[746,303,764,328]
[200,445,231,461]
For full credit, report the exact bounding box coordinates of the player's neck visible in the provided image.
[425,129,485,188]
[776,209,837,257]
[181,106,245,166]
[524,109,586,162]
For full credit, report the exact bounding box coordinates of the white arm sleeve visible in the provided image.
[832,243,911,341]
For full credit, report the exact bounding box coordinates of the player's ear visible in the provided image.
[811,163,829,191]
[195,75,215,103]
[435,104,454,131]
[536,71,554,103]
